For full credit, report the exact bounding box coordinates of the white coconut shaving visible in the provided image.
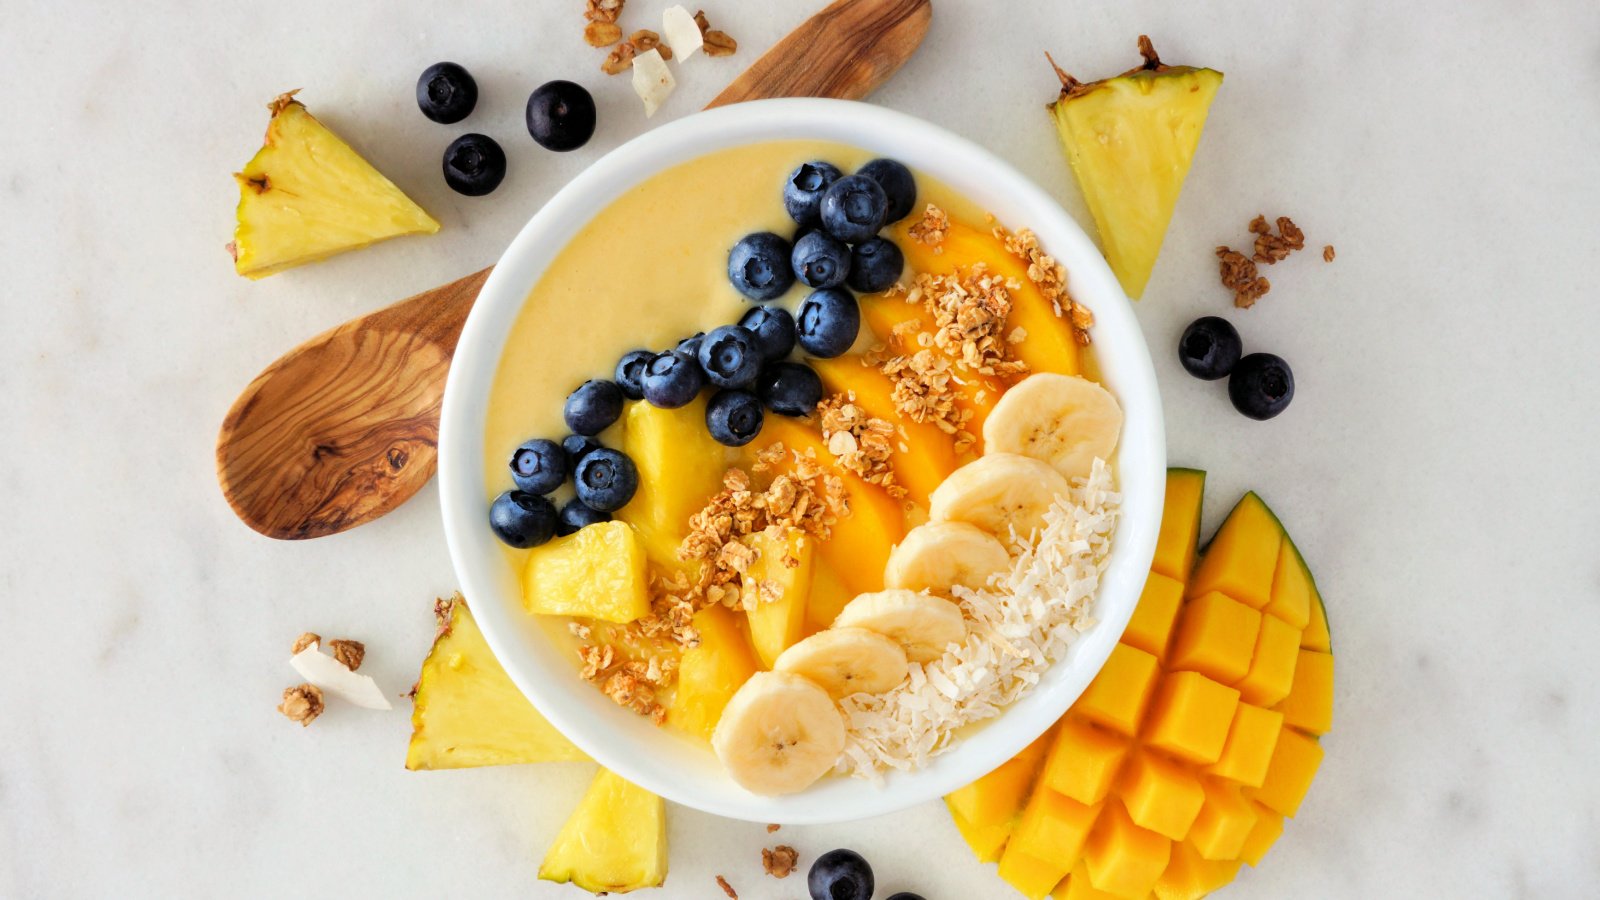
[836,458,1119,779]
[290,643,392,710]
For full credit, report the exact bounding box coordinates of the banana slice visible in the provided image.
[884,521,1012,595]
[773,627,909,698]
[832,589,967,663]
[711,671,846,796]
[928,453,1072,544]
[982,373,1123,480]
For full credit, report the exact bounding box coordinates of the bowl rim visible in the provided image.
[439,97,1165,824]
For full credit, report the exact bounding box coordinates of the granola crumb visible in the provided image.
[1216,245,1271,309]
[816,392,904,498]
[628,29,673,60]
[766,823,781,833]
[328,639,365,672]
[907,203,950,246]
[696,10,737,56]
[715,875,738,898]
[291,632,320,654]
[584,21,622,46]
[568,620,592,641]
[762,845,800,879]
[1251,215,1306,264]
[996,222,1094,346]
[1323,244,1336,263]
[584,0,624,24]
[602,41,638,74]
[278,683,324,726]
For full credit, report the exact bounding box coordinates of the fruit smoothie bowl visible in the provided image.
[438,99,1165,823]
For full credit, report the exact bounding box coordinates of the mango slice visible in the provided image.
[666,605,761,741]
[809,354,961,505]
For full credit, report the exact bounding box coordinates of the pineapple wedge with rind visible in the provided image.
[230,92,439,279]
[1047,38,1222,299]
[539,767,668,894]
[406,595,587,770]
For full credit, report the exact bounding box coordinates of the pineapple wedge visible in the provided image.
[539,768,668,893]
[1047,37,1222,299]
[229,92,439,279]
[406,595,588,770]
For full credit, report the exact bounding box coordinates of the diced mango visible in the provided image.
[522,521,649,623]
[949,807,1012,863]
[1041,717,1129,806]
[1188,779,1257,861]
[946,727,1055,831]
[1076,643,1160,737]
[858,290,1003,443]
[1187,492,1281,609]
[665,605,760,741]
[1057,863,1126,900]
[1275,650,1334,736]
[998,843,1074,900]
[1151,469,1205,583]
[1233,613,1301,707]
[1118,751,1203,841]
[1167,592,1261,684]
[1249,727,1324,818]
[742,529,814,668]
[1124,572,1183,659]
[1264,540,1312,629]
[1203,703,1283,789]
[616,398,727,568]
[1011,788,1101,864]
[1142,671,1240,766]
[1303,590,1332,652]
[1082,803,1171,898]
[1238,802,1283,867]
[809,354,961,505]
[1153,841,1243,900]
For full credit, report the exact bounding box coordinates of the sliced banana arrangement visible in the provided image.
[832,589,968,663]
[884,520,1011,595]
[983,373,1123,480]
[774,628,909,699]
[711,671,847,796]
[928,452,1072,545]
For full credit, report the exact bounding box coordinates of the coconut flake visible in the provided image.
[661,5,703,60]
[630,48,675,117]
[290,643,392,710]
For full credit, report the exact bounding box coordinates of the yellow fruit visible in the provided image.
[523,521,649,623]
[1046,38,1223,299]
[946,469,1333,897]
[743,529,815,667]
[809,354,961,505]
[667,605,761,741]
[539,767,667,894]
[229,93,438,279]
[616,398,728,569]
[406,595,587,770]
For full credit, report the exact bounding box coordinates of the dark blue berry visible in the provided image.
[783,161,843,227]
[739,306,797,362]
[705,389,765,447]
[488,491,557,548]
[819,174,888,244]
[857,158,917,223]
[883,894,926,900]
[807,849,874,900]
[563,380,624,435]
[443,133,506,196]
[1229,353,1294,420]
[676,332,706,358]
[697,325,763,389]
[562,434,603,467]
[417,62,478,124]
[641,351,704,408]
[796,288,860,358]
[556,498,611,536]
[791,230,852,290]
[526,80,596,152]
[728,232,796,302]
[573,448,638,512]
[508,438,566,495]
[1178,316,1242,381]
[615,349,653,400]
[846,237,904,293]
[758,362,823,417]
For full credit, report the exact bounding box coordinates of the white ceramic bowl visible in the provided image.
[439,99,1165,824]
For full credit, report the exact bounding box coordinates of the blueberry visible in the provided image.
[526,80,596,152]
[739,306,797,362]
[819,174,888,244]
[697,325,763,389]
[615,349,654,400]
[705,389,765,447]
[556,498,611,536]
[676,332,706,358]
[846,237,904,293]
[442,133,506,196]
[758,362,823,417]
[573,448,639,512]
[783,160,843,227]
[508,438,566,495]
[562,433,603,467]
[857,158,917,223]
[564,379,624,435]
[884,895,926,900]
[807,849,874,900]
[728,232,796,302]
[641,351,704,408]
[488,491,557,548]
[1229,353,1295,420]
[416,62,478,124]
[1178,316,1242,381]
[796,288,861,358]
[791,230,852,290]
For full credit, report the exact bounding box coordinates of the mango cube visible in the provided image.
[1168,592,1261,684]
[1302,591,1331,652]
[1082,803,1171,898]
[1233,612,1301,707]
[1187,493,1281,609]
[1188,779,1257,861]
[1204,702,1283,788]
[1153,840,1243,900]
[1041,717,1129,806]
[1264,540,1312,629]
[1125,573,1184,658]
[1150,469,1205,583]
[998,841,1072,900]
[1238,802,1283,866]
[1143,671,1240,765]
[949,807,1011,863]
[522,521,649,623]
[1011,788,1101,863]
[1276,649,1334,736]
[1058,863,1125,900]
[946,727,1054,828]
[1119,751,1203,841]
[1250,727,1324,817]
[1076,643,1160,737]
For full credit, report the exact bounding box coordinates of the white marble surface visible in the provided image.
[4,0,1599,897]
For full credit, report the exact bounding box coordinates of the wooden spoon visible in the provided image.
[217,0,932,539]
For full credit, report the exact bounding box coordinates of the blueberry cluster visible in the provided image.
[806,847,924,900]
[488,417,639,549]
[418,62,597,197]
[1177,316,1295,420]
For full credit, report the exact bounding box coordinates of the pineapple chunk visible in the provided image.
[230,93,438,279]
[406,595,587,770]
[1047,38,1222,299]
[539,768,667,893]
[666,604,760,740]
[743,528,814,667]
[523,521,650,623]
[616,398,728,568]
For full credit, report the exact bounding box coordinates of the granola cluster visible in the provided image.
[762,845,799,878]
[585,2,735,67]
[814,392,904,496]
[602,29,673,74]
[278,683,324,726]
[997,224,1094,345]
[906,203,949,247]
[1217,214,1310,308]
[577,644,674,724]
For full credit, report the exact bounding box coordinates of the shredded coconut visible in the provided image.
[835,459,1120,778]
